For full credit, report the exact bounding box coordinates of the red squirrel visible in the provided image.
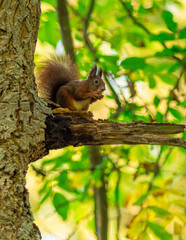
[36,56,105,111]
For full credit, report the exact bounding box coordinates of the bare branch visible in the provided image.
[83,0,97,55]
[45,110,186,150]
[119,0,150,35]
[103,72,122,109]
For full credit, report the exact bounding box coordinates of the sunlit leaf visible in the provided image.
[137,231,152,240]
[148,76,156,88]
[77,1,87,17]
[157,74,177,85]
[121,57,147,70]
[172,200,186,208]
[39,180,49,195]
[149,206,172,217]
[156,112,164,122]
[38,11,61,47]
[53,193,69,220]
[150,32,174,42]
[167,188,184,196]
[127,221,146,238]
[154,96,160,107]
[40,188,52,206]
[93,168,102,184]
[133,193,148,205]
[148,221,172,240]
[179,27,186,39]
[168,62,182,73]
[155,48,174,57]
[176,213,186,224]
[174,221,182,235]
[41,0,56,8]
[169,108,182,120]
[177,100,186,108]
[162,10,177,32]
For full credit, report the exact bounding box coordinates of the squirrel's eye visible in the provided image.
[94,79,99,84]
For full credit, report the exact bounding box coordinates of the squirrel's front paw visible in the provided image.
[98,94,104,100]
[91,92,103,99]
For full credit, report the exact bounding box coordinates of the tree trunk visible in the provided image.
[89,146,108,240]
[0,1,51,239]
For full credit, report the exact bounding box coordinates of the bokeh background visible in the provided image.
[27,0,185,239]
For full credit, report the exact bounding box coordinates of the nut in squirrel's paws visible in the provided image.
[91,92,104,100]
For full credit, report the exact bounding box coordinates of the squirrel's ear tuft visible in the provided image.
[97,67,103,78]
[89,64,97,77]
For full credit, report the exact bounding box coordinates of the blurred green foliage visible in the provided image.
[33,0,186,239]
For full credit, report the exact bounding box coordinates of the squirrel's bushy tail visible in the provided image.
[36,55,78,102]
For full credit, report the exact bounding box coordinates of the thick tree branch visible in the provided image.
[45,109,185,150]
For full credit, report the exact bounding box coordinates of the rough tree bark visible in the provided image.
[0,1,51,239]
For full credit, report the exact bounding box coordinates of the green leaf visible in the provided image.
[77,1,87,17]
[40,188,52,206]
[55,171,72,192]
[162,10,177,32]
[41,0,56,8]
[168,62,182,73]
[133,193,148,205]
[149,206,172,217]
[177,100,186,108]
[148,221,172,240]
[179,27,186,39]
[93,168,102,182]
[158,74,177,85]
[156,112,164,122]
[99,54,119,63]
[150,32,174,42]
[148,76,156,88]
[121,57,147,70]
[169,108,182,120]
[39,180,49,195]
[155,48,174,57]
[171,45,186,54]
[154,96,160,107]
[53,193,69,220]
[38,11,61,47]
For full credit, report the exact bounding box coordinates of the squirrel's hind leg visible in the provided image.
[56,86,76,111]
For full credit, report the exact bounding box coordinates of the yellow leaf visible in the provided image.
[127,221,145,238]
[174,221,182,235]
